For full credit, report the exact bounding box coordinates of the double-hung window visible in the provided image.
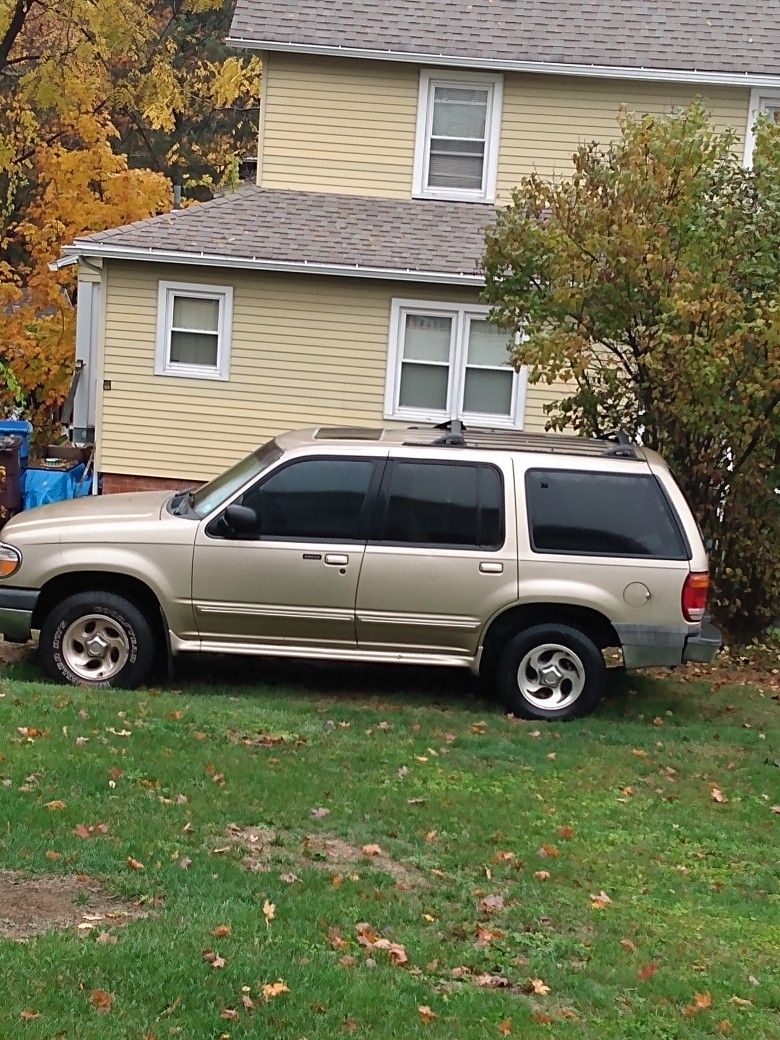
[385,300,525,428]
[744,90,780,166]
[155,280,233,380]
[413,70,503,202]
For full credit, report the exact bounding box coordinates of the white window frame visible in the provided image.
[743,88,780,167]
[412,69,503,203]
[384,299,527,429]
[154,280,233,381]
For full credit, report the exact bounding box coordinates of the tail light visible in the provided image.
[682,572,709,622]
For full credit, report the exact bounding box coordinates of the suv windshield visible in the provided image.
[181,440,283,518]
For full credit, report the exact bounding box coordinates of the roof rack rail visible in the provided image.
[403,425,641,460]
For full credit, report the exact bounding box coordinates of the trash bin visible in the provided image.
[0,420,33,469]
[0,435,23,525]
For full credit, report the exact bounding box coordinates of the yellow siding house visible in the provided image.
[61,0,778,489]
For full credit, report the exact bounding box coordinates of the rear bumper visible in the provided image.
[616,621,722,669]
[682,622,722,664]
[0,587,39,643]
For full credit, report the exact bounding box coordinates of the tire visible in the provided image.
[38,591,156,689]
[495,624,606,721]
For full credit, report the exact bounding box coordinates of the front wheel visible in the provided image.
[496,624,606,720]
[39,591,156,688]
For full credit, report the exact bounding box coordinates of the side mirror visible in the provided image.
[223,503,259,537]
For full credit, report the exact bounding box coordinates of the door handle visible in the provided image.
[325,554,349,566]
[479,561,503,574]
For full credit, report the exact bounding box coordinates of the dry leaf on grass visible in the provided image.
[711,786,728,803]
[478,894,505,914]
[89,990,114,1012]
[637,962,658,981]
[44,800,66,811]
[311,806,330,818]
[220,1008,239,1021]
[262,899,275,925]
[126,857,144,871]
[538,842,560,858]
[202,949,226,969]
[590,890,611,909]
[211,924,231,938]
[533,870,551,881]
[417,1005,437,1024]
[261,981,289,1000]
[557,826,574,839]
[528,977,551,995]
[497,1018,512,1036]
[19,1009,39,1021]
[683,991,712,1016]
[362,843,382,857]
[620,937,637,953]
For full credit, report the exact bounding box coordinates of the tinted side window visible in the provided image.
[525,470,687,559]
[378,461,503,548]
[241,458,375,540]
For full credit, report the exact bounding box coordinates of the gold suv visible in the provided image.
[0,426,720,719]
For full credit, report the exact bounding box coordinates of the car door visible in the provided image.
[192,454,383,649]
[355,455,517,658]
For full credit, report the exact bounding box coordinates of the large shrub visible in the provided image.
[483,103,779,642]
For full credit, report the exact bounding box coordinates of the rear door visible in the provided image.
[355,455,517,658]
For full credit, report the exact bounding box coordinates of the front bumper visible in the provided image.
[0,587,39,643]
[682,621,722,664]
[616,621,722,669]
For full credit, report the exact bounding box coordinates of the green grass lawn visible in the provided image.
[0,655,777,1039]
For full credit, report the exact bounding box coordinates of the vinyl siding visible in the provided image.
[100,262,569,480]
[259,55,750,200]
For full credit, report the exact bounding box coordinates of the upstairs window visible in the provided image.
[413,70,503,202]
[155,280,233,380]
[384,299,525,428]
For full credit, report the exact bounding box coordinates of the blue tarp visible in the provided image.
[21,464,92,510]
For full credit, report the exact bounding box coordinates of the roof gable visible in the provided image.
[228,0,780,82]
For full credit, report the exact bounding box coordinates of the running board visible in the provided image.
[169,634,475,671]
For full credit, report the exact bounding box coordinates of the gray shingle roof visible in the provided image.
[229,0,779,79]
[67,187,492,282]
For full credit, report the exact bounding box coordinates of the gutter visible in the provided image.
[224,37,780,90]
[61,242,486,286]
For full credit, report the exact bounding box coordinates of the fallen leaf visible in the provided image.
[653,716,664,727]
[417,1005,437,1024]
[497,1018,512,1036]
[178,856,192,870]
[280,872,299,884]
[729,996,753,1007]
[211,924,231,938]
[557,826,575,839]
[261,981,289,1000]
[475,925,503,947]
[311,806,330,818]
[711,786,728,803]
[75,736,89,747]
[683,991,712,1016]
[373,938,408,966]
[202,949,226,969]
[493,850,515,863]
[715,1020,732,1033]
[632,748,648,758]
[95,931,118,945]
[44,849,61,861]
[424,830,437,844]
[533,870,551,881]
[362,843,382,857]
[470,721,487,734]
[637,962,658,981]
[263,899,275,925]
[529,977,551,995]
[167,710,183,721]
[475,973,510,989]
[126,857,144,871]
[44,800,66,811]
[590,890,612,909]
[539,842,560,858]
[620,937,637,953]
[89,990,114,1013]
[478,894,505,914]
[241,993,255,1011]
[19,1009,39,1021]
[338,954,357,967]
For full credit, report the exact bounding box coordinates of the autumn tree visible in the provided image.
[0,0,261,436]
[483,103,780,642]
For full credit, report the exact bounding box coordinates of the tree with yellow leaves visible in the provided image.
[0,0,261,437]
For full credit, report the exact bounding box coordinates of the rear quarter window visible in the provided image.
[525,469,689,560]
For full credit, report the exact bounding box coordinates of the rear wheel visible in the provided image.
[496,624,606,720]
[39,591,155,688]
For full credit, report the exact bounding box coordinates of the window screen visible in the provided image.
[169,294,220,367]
[525,470,688,559]
[242,458,375,541]
[378,461,503,548]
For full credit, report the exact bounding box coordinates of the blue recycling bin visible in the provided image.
[0,420,33,468]
[21,463,92,510]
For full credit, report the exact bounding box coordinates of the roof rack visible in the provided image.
[404,422,641,460]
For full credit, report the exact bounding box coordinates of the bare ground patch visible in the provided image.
[224,825,425,887]
[0,869,149,940]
